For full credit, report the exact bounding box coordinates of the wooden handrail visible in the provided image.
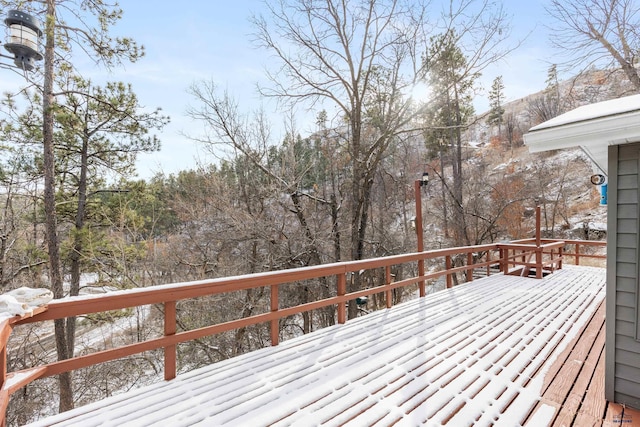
[0,239,606,424]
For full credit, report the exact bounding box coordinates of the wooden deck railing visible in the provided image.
[0,239,606,423]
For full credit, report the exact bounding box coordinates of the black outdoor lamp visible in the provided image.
[355,296,368,306]
[2,10,43,71]
[420,171,429,187]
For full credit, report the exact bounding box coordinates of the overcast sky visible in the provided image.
[1,0,556,180]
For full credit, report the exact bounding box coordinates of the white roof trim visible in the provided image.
[523,94,640,175]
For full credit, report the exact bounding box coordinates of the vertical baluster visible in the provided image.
[337,274,346,324]
[385,266,392,308]
[487,250,491,276]
[0,340,7,392]
[164,301,176,381]
[271,284,279,346]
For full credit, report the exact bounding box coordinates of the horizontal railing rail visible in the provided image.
[514,238,607,265]
[500,241,567,278]
[0,238,606,424]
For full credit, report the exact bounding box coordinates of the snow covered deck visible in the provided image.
[28,266,615,426]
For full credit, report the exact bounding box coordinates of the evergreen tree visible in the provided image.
[54,74,167,356]
[424,29,478,246]
[0,0,148,412]
[488,76,505,134]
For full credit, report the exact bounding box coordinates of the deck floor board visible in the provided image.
[25,266,633,427]
[548,302,606,426]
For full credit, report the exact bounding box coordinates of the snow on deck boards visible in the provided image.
[27,266,606,427]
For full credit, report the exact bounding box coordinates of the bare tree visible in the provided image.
[503,111,521,156]
[186,86,341,330]
[528,65,565,124]
[0,172,47,289]
[528,156,591,238]
[250,0,516,312]
[547,0,640,91]
[251,0,432,319]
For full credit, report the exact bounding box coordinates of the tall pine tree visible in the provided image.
[423,29,478,246]
[488,75,505,135]
[0,0,149,412]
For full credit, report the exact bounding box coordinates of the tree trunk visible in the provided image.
[439,152,449,239]
[232,288,254,356]
[66,134,90,355]
[451,85,467,246]
[43,0,74,413]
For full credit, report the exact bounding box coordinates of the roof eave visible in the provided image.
[524,111,640,174]
[525,111,640,151]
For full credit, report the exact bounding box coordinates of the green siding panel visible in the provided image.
[614,391,640,410]
[616,262,637,278]
[617,306,636,323]
[619,145,640,159]
[616,320,636,337]
[610,143,640,406]
[616,334,640,353]
[617,364,640,384]
[619,175,640,189]
[618,204,638,219]
[618,248,638,263]
[617,349,640,370]
[618,189,639,204]
[619,159,640,173]
[615,377,640,404]
[618,276,638,293]
[617,291,638,308]
[618,218,639,233]
[617,233,638,248]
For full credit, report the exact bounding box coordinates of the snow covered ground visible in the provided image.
[25,266,606,427]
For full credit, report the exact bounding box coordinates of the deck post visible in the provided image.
[415,180,425,297]
[164,301,176,381]
[0,320,13,396]
[0,344,6,393]
[467,252,473,282]
[270,285,279,345]
[0,323,8,391]
[418,257,425,297]
[486,250,491,276]
[575,243,581,265]
[535,248,543,279]
[558,246,563,269]
[446,255,452,288]
[385,266,392,308]
[535,206,541,246]
[337,274,346,324]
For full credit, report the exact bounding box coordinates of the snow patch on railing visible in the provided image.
[0,287,52,321]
